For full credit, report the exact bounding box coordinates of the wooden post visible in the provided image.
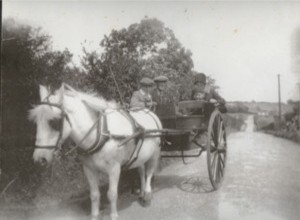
[277,74,282,129]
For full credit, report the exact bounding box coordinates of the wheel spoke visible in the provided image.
[210,140,217,152]
[219,153,225,168]
[210,151,217,166]
[213,125,218,146]
[211,128,215,144]
[215,156,220,183]
[218,138,226,151]
[212,153,219,181]
[207,111,227,189]
[211,151,218,174]
[217,115,222,135]
[213,120,218,144]
[218,158,223,179]
[218,121,224,146]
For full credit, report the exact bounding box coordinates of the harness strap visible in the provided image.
[65,116,101,155]
[80,113,110,155]
[34,146,57,149]
[117,127,145,148]
[122,134,145,170]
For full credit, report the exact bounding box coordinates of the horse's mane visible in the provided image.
[72,90,119,111]
[28,86,119,123]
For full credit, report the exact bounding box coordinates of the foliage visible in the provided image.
[1,18,85,205]
[31,146,88,207]
[253,115,274,130]
[223,113,247,132]
[271,130,300,143]
[1,17,224,207]
[226,102,249,113]
[81,18,195,102]
[287,100,300,115]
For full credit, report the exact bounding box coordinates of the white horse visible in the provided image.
[29,84,162,220]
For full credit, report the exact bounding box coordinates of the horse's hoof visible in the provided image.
[143,192,152,201]
[132,188,141,195]
[91,215,101,220]
[138,197,151,207]
[142,199,151,207]
[110,213,118,220]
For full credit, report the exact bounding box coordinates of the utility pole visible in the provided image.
[297,83,300,129]
[277,74,282,129]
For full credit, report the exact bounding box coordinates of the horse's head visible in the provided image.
[29,85,72,166]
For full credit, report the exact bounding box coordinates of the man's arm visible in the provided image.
[211,89,226,105]
[130,91,145,108]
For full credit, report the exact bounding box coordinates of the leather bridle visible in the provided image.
[34,101,71,151]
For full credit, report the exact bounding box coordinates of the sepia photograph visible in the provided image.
[1,1,300,219]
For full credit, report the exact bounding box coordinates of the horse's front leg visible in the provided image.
[83,165,101,220]
[107,163,121,220]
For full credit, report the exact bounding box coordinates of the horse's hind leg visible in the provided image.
[138,165,146,197]
[107,164,121,220]
[143,150,160,206]
[83,165,101,220]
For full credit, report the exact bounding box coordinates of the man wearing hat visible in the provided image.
[192,73,226,105]
[130,77,156,109]
[152,75,182,116]
[152,75,169,106]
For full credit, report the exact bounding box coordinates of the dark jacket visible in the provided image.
[191,85,226,105]
[130,89,153,108]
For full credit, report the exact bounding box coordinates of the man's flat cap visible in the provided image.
[154,75,168,82]
[194,73,206,83]
[140,77,154,86]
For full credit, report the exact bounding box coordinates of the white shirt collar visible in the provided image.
[139,89,147,95]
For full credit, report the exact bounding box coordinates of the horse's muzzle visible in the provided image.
[34,157,49,167]
[39,157,48,167]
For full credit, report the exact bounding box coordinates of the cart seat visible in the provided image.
[178,100,205,115]
[156,101,207,131]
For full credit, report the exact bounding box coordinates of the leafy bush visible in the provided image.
[253,115,274,130]
[227,103,249,113]
[224,113,247,132]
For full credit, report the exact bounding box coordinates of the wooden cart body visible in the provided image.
[155,100,227,190]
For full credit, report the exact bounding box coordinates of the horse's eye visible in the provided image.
[49,118,61,131]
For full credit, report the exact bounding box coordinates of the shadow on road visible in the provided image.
[153,174,214,194]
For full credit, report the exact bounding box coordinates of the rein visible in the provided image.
[35,102,71,150]
[34,100,108,155]
[34,98,160,166]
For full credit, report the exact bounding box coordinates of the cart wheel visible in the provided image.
[206,109,227,190]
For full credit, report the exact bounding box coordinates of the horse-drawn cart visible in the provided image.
[31,85,227,219]
[156,100,227,190]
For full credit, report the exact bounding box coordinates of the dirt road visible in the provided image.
[113,116,300,220]
[2,115,300,220]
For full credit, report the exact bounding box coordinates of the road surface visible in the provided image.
[2,115,300,220]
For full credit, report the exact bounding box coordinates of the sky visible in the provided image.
[3,0,300,102]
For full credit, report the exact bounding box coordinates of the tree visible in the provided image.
[81,18,195,102]
[1,19,75,191]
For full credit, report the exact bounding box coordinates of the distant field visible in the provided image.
[227,101,293,115]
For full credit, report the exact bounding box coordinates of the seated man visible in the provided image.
[192,73,225,104]
[191,73,226,114]
[152,75,169,105]
[130,77,156,109]
[152,75,182,117]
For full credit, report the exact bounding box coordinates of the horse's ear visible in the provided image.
[64,83,78,97]
[64,83,77,93]
[39,85,49,101]
[58,84,65,103]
